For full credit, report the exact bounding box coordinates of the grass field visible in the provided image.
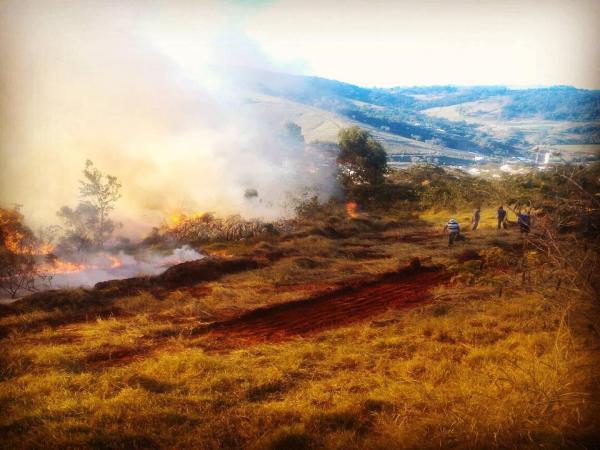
[1,206,599,449]
[423,98,598,147]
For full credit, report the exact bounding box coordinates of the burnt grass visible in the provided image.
[14,256,262,310]
[0,257,264,334]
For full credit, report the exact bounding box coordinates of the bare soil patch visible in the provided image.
[200,261,449,346]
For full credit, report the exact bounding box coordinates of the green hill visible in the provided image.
[228,67,600,163]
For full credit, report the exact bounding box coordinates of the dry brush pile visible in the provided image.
[160,213,291,244]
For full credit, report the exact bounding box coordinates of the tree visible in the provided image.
[58,160,121,251]
[493,164,600,298]
[56,203,97,252]
[336,126,388,188]
[282,121,305,143]
[0,207,39,298]
[80,160,122,248]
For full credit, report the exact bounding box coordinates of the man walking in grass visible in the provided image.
[497,205,507,230]
[443,218,460,247]
[471,206,481,231]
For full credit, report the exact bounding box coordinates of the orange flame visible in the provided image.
[168,211,207,228]
[3,230,27,254]
[39,253,124,275]
[41,259,87,274]
[345,201,359,219]
[2,229,54,255]
[104,253,123,269]
[170,213,183,226]
[1,209,131,276]
[37,243,55,255]
[207,250,233,258]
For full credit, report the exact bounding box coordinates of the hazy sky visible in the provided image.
[133,0,600,89]
[100,0,600,88]
[245,0,600,88]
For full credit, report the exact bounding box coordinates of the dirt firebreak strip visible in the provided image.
[200,263,449,344]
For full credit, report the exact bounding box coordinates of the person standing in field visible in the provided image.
[517,211,531,234]
[471,206,481,231]
[497,205,507,230]
[443,218,460,247]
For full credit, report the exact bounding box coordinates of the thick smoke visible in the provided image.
[0,1,337,236]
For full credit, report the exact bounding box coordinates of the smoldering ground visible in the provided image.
[42,246,204,290]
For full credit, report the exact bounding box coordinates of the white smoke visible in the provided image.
[44,246,204,289]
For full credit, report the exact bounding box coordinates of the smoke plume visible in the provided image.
[0,1,337,236]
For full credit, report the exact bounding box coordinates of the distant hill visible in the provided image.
[226,67,600,164]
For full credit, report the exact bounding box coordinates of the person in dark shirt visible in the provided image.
[497,206,507,230]
[517,212,531,234]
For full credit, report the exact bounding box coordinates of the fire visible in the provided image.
[0,209,55,255]
[104,253,123,269]
[38,252,124,276]
[3,230,28,254]
[41,258,86,274]
[170,213,183,226]
[207,250,233,258]
[168,211,207,227]
[345,201,359,219]
[37,243,55,255]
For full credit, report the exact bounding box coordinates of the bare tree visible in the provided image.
[58,160,122,251]
[494,165,600,301]
[0,249,38,298]
[80,159,122,248]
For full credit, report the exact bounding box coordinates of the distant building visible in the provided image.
[532,145,553,166]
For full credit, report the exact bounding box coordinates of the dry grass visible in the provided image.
[1,209,599,449]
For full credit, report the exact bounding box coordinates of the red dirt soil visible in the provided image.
[202,263,449,345]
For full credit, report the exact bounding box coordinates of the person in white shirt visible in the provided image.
[443,219,460,246]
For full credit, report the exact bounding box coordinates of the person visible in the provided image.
[497,205,507,230]
[517,211,531,234]
[443,218,460,246]
[471,206,481,231]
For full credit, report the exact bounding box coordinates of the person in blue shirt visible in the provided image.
[497,206,507,230]
[517,211,531,234]
[443,218,460,246]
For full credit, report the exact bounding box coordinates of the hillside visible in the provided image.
[229,68,600,164]
[238,93,482,166]
[1,165,599,449]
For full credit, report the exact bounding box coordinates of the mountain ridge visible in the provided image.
[225,66,600,164]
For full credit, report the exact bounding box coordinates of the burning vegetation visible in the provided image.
[1,160,205,297]
[0,207,42,298]
[0,160,127,297]
[160,212,283,244]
